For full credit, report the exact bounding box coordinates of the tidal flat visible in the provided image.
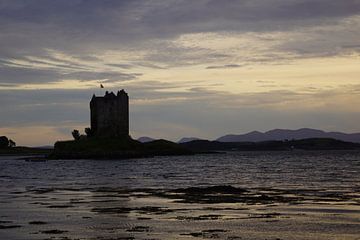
[0,151,359,239]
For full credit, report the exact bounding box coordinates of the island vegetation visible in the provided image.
[50,129,193,159]
[0,136,51,156]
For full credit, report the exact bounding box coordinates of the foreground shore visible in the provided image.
[0,151,359,239]
[1,184,359,240]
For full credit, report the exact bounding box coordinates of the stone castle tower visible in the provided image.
[90,90,129,138]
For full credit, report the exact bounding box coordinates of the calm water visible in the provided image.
[1,151,359,190]
[0,151,360,240]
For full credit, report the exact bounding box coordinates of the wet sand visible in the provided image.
[0,185,359,240]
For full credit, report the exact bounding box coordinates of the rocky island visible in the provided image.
[51,90,193,159]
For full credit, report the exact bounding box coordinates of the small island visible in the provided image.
[51,90,193,159]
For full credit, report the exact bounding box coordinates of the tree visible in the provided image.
[0,136,9,148]
[85,127,93,138]
[8,139,16,147]
[72,130,81,141]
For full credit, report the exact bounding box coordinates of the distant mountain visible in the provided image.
[216,128,360,143]
[181,138,360,151]
[137,136,156,143]
[178,137,202,143]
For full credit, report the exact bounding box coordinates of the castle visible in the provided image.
[90,90,129,138]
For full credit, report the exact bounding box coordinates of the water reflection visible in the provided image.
[0,151,359,239]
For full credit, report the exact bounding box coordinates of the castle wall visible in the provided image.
[90,90,129,138]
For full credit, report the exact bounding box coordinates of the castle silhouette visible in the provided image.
[90,90,129,138]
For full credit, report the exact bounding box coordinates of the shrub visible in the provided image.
[0,136,9,148]
[72,130,81,141]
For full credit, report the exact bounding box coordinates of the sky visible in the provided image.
[0,0,360,146]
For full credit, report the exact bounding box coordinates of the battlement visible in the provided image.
[90,89,129,138]
[91,90,128,100]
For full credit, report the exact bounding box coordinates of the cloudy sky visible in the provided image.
[0,0,359,146]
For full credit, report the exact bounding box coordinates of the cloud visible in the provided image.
[0,66,62,84]
[0,0,358,87]
[105,63,134,69]
[64,71,141,83]
[0,66,141,85]
[0,0,358,65]
[206,64,243,69]
[0,0,359,145]
[0,89,91,127]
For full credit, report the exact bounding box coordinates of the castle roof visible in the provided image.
[91,89,128,101]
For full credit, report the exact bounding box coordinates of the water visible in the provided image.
[0,151,360,239]
[2,151,360,190]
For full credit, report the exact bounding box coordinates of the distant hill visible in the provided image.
[216,128,360,143]
[181,138,360,151]
[137,136,156,143]
[178,137,202,143]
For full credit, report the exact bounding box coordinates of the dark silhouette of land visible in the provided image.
[2,137,360,159]
[139,128,360,145]
[0,136,16,148]
[216,128,360,143]
[178,137,202,143]
[180,138,360,152]
[0,136,51,156]
[51,138,192,159]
